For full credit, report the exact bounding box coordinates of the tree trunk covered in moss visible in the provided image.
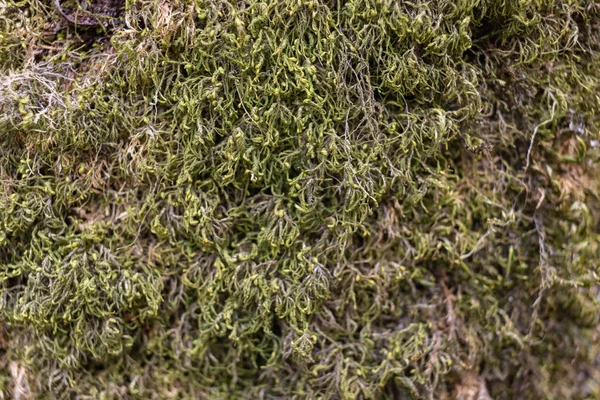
[1,0,599,399]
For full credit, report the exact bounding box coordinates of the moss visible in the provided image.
[1,0,599,398]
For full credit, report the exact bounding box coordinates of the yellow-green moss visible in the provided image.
[1,0,599,398]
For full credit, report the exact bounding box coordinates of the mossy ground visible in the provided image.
[1,0,599,399]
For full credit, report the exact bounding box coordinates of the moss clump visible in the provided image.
[1,0,599,398]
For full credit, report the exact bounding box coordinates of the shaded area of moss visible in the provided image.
[1,0,599,399]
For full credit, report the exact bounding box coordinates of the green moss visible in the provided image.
[1,0,599,398]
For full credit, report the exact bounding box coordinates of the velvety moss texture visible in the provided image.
[1,0,600,399]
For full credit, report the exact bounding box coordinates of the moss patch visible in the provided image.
[1,0,599,398]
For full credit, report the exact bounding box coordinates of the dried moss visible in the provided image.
[1,0,599,399]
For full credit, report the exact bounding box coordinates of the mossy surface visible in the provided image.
[1,1,599,399]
